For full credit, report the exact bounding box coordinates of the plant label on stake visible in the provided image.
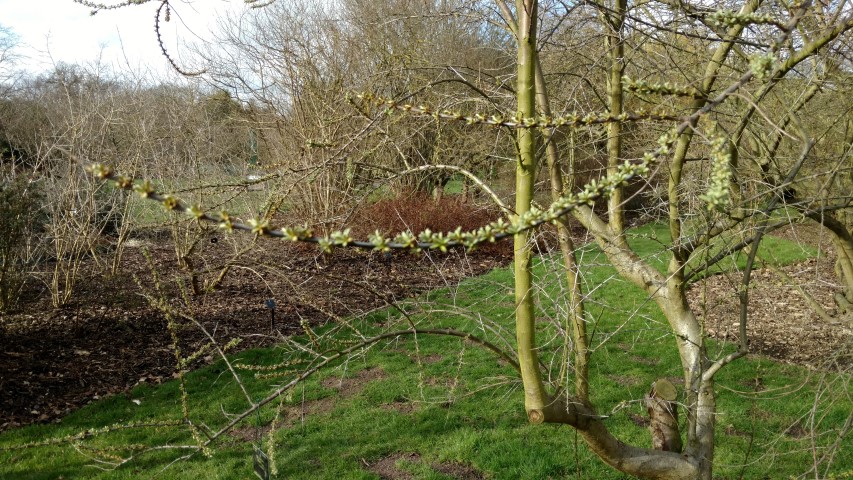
[264,299,276,332]
[253,443,270,480]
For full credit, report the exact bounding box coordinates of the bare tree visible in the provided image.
[0,25,21,95]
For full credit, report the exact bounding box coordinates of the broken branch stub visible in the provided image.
[644,378,682,452]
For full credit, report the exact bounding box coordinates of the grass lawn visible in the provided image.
[1,224,850,479]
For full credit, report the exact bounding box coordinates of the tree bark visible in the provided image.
[804,210,853,305]
[645,379,682,452]
[605,0,627,238]
[513,0,549,415]
[534,53,589,401]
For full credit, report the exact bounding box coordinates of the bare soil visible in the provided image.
[688,224,852,370]
[367,452,485,480]
[0,235,511,431]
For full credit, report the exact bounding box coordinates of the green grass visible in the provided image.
[125,172,273,228]
[1,224,850,479]
[622,222,819,280]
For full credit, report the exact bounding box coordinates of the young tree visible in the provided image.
[66,0,853,478]
[503,2,852,478]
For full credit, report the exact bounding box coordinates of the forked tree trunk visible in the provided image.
[508,1,765,478]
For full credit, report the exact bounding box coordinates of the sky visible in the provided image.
[1,0,248,78]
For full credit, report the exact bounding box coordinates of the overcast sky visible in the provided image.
[1,0,247,78]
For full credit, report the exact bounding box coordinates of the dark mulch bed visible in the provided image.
[687,228,852,370]
[0,234,511,431]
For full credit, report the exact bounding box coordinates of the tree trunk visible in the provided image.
[659,296,714,480]
[806,211,853,306]
[534,52,589,400]
[513,0,549,416]
[605,0,627,238]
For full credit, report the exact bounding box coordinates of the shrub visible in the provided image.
[0,176,45,312]
[349,191,511,257]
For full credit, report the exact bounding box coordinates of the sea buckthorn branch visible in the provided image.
[245,0,277,9]
[199,327,522,449]
[153,0,205,76]
[73,0,205,76]
[348,92,680,129]
[87,133,666,255]
[73,0,151,14]
[0,420,186,451]
[622,76,706,100]
[699,133,733,211]
[708,9,789,29]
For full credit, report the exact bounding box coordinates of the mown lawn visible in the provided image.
[1,224,850,479]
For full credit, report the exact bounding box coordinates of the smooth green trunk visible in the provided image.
[534,54,589,401]
[513,0,549,417]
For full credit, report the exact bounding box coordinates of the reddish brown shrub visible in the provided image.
[349,191,511,257]
[351,192,488,235]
